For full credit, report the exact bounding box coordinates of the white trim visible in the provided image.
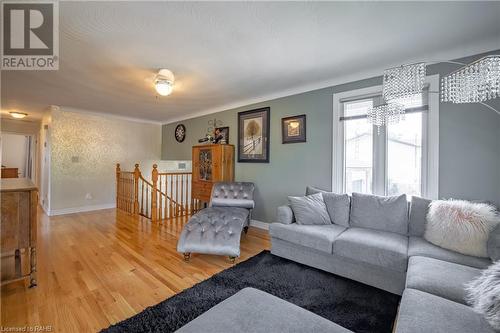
[164,40,499,124]
[332,85,383,193]
[60,106,163,125]
[332,75,439,199]
[40,203,49,216]
[250,219,269,231]
[48,203,115,216]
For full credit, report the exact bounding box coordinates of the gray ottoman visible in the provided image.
[177,207,250,260]
[177,182,255,262]
[175,287,352,333]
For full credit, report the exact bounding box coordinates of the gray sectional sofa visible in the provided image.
[269,190,498,333]
[177,190,498,332]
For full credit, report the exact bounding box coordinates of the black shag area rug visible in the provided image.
[103,251,400,333]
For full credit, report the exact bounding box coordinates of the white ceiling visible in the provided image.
[2,1,500,123]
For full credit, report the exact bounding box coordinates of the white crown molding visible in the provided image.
[250,219,269,231]
[58,106,164,125]
[163,38,500,125]
[48,203,115,216]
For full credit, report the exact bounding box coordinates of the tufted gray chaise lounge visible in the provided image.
[177,182,255,262]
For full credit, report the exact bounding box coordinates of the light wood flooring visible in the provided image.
[1,208,270,332]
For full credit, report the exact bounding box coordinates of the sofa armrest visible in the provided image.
[277,205,295,224]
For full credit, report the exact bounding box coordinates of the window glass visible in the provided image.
[344,99,373,194]
[387,112,423,197]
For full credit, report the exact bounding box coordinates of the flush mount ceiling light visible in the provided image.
[154,69,175,96]
[9,112,28,119]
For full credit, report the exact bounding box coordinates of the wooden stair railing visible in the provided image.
[116,163,192,222]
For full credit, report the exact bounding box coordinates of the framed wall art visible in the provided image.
[281,114,306,144]
[214,126,229,144]
[237,107,270,163]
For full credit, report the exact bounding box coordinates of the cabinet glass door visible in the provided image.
[199,149,212,181]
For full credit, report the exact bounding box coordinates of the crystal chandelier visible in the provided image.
[441,55,500,104]
[367,103,405,134]
[368,55,499,132]
[367,62,424,132]
[383,62,426,101]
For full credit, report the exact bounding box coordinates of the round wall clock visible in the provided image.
[175,124,186,143]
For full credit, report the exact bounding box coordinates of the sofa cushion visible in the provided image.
[350,193,408,235]
[409,196,432,236]
[406,256,481,304]
[269,223,346,254]
[333,228,408,272]
[487,223,500,261]
[395,288,495,333]
[322,193,350,227]
[408,237,491,269]
[305,185,327,195]
[177,287,352,333]
[288,193,331,225]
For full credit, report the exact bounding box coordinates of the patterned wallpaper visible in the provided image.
[50,109,161,210]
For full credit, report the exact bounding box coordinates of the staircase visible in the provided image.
[116,163,199,222]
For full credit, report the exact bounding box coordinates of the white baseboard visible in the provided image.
[49,203,115,216]
[250,219,269,230]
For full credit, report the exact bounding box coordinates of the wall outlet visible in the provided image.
[85,193,93,200]
[71,156,79,163]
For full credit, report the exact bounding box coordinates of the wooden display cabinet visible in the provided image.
[191,144,234,211]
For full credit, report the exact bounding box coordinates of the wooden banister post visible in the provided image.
[151,164,158,222]
[133,164,140,214]
[116,163,121,209]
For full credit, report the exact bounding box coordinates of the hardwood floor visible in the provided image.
[1,208,270,332]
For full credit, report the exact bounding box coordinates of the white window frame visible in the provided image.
[332,74,439,199]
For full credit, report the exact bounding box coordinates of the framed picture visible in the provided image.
[238,107,270,163]
[214,126,229,144]
[282,114,306,144]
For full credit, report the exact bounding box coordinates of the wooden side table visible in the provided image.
[1,178,38,287]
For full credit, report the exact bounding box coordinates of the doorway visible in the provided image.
[0,133,35,179]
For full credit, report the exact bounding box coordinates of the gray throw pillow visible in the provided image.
[288,193,331,225]
[350,192,408,235]
[305,185,328,196]
[465,261,500,330]
[305,186,350,227]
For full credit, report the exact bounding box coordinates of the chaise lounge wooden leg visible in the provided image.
[229,256,236,263]
[243,226,248,234]
[183,252,191,262]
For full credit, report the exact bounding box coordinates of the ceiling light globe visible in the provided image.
[10,112,28,119]
[155,80,173,96]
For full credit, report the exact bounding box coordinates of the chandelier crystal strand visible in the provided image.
[441,55,500,103]
[367,103,405,134]
[383,62,426,101]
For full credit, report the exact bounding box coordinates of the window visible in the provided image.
[332,76,439,199]
[343,99,373,194]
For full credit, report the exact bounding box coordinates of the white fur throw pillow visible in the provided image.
[424,200,500,257]
[465,261,500,330]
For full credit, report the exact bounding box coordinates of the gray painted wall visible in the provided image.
[162,50,500,222]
